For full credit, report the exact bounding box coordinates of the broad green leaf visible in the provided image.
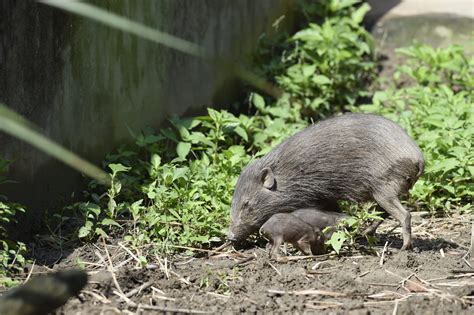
[372,91,388,105]
[151,154,161,168]
[302,65,316,77]
[108,163,131,175]
[78,221,93,238]
[426,158,459,174]
[172,167,188,182]
[107,198,117,214]
[312,75,332,85]
[176,142,192,160]
[252,93,266,110]
[234,126,248,141]
[351,3,370,24]
[101,218,121,227]
[328,231,346,254]
[344,217,357,227]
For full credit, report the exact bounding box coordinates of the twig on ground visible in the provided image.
[138,304,212,314]
[463,256,473,269]
[24,261,35,283]
[231,256,254,267]
[101,237,136,307]
[82,290,111,304]
[284,253,331,261]
[365,282,399,287]
[206,291,230,299]
[357,270,370,278]
[451,270,474,274]
[94,249,107,266]
[267,289,346,297]
[311,261,333,270]
[166,244,232,255]
[170,270,191,285]
[363,296,408,306]
[112,257,134,272]
[125,281,153,298]
[266,261,282,276]
[151,286,175,301]
[175,258,197,265]
[434,281,474,287]
[380,241,389,266]
[385,270,428,293]
[385,269,468,304]
[154,254,170,279]
[368,290,405,300]
[307,268,337,275]
[393,300,399,315]
[112,290,137,307]
[208,242,231,257]
[118,242,141,266]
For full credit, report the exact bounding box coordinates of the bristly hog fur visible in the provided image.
[229,113,424,250]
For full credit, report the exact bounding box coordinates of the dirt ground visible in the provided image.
[19,212,470,314]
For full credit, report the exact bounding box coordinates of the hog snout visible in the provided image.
[227,222,255,242]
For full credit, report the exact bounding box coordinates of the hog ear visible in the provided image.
[260,167,276,190]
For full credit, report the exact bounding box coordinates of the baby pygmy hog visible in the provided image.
[259,213,325,261]
[291,208,347,239]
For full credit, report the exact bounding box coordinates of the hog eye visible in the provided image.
[243,200,250,208]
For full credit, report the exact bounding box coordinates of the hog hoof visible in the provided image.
[400,242,413,251]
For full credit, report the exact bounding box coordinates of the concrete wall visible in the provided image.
[0,0,293,228]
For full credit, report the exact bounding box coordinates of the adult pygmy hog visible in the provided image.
[228,113,424,250]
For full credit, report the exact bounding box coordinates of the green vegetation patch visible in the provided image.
[0,159,27,287]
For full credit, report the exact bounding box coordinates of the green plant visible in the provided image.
[395,44,473,90]
[325,203,382,253]
[353,44,474,213]
[73,109,250,249]
[276,1,376,116]
[0,159,28,287]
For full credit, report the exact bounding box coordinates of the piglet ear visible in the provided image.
[260,167,276,190]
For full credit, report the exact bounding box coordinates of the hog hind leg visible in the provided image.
[269,236,284,259]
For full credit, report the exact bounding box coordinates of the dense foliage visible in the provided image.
[0,159,27,286]
[353,44,473,213]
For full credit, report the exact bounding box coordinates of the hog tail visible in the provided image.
[416,159,424,179]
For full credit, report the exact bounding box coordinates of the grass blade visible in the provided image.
[41,0,206,58]
[0,104,111,186]
[40,0,282,98]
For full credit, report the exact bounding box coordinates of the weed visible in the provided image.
[353,44,474,214]
[0,159,28,287]
[326,203,382,254]
[253,0,376,117]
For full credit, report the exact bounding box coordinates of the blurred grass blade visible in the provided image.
[231,66,283,99]
[0,104,111,186]
[41,0,206,58]
[40,0,283,99]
